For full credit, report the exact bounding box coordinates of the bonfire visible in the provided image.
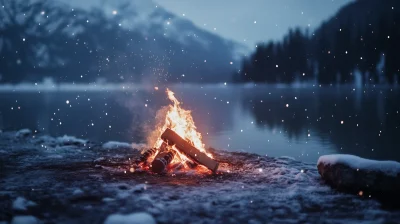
[136,89,219,174]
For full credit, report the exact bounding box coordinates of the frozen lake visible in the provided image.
[1,84,399,163]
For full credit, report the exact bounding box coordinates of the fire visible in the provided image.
[149,88,212,172]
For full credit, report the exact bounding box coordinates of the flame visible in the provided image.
[151,88,212,172]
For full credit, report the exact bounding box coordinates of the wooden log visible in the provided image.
[161,128,219,173]
[151,150,176,173]
[137,147,157,164]
[136,142,167,164]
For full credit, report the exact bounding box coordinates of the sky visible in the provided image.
[153,0,353,47]
[62,0,353,48]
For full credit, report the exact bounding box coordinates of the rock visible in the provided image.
[12,197,37,211]
[11,216,39,224]
[317,154,400,204]
[102,141,132,150]
[56,135,87,146]
[15,129,32,138]
[104,212,156,224]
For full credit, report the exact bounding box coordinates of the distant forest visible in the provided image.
[236,0,400,85]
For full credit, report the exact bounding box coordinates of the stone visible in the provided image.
[318,154,400,205]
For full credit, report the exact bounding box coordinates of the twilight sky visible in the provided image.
[63,0,353,48]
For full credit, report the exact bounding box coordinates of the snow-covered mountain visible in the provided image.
[0,0,248,83]
[60,0,248,83]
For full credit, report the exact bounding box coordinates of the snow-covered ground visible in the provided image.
[1,129,399,223]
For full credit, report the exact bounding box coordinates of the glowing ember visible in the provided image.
[147,88,213,172]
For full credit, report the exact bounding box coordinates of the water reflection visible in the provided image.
[241,86,400,162]
[0,85,399,163]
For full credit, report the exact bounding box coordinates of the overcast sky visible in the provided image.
[154,0,352,47]
[63,0,353,48]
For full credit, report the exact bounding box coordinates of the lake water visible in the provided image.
[1,84,399,163]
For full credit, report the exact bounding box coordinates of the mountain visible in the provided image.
[0,0,247,84]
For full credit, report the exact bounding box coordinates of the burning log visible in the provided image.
[161,128,219,173]
[137,147,157,164]
[137,142,167,164]
[151,150,176,173]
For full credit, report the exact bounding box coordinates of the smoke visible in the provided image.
[116,86,170,145]
[146,105,169,147]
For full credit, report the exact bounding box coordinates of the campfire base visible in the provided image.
[161,128,219,173]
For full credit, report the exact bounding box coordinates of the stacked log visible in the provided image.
[139,129,219,174]
[151,150,176,173]
[161,128,219,173]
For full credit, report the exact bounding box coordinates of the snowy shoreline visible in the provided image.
[0,81,398,93]
[1,129,400,223]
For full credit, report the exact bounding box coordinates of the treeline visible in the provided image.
[237,0,400,84]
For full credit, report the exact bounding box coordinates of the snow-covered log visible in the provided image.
[317,154,400,202]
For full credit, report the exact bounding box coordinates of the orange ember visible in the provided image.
[150,88,213,172]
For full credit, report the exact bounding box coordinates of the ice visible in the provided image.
[104,212,156,224]
[12,197,37,211]
[102,141,132,149]
[11,216,39,224]
[318,154,400,176]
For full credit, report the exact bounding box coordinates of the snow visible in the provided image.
[11,216,39,224]
[318,154,400,176]
[56,135,87,145]
[72,188,84,195]
[102,141,132,149]
[0,82,158,92]
[104,212,156,224]
[2,131,400,223]
[15,129,32,138]
[12,197,37,211]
